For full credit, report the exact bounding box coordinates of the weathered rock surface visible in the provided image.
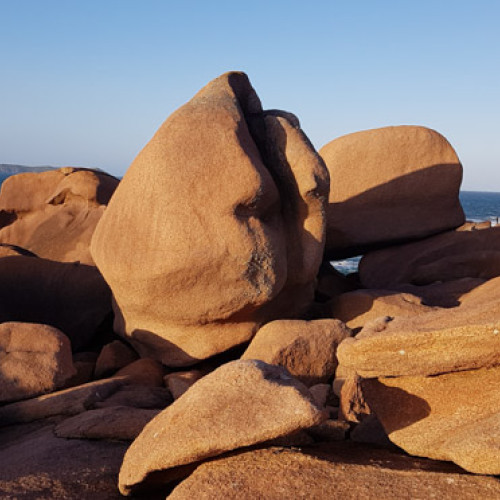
[362,366,500,475]
[359,225,500,289]
[241,319,351,386]
[54,406,160,440]
[0,255,112,351]
[337,279,500,378]
[0,322,76,403]
[328,290,434,329]
[94,340,138,379]
[319,126,464,259]
[0,377,127,426]
[168,444,500,499]
[91,71,329,367]
[118,360,325,495]
[0,167,119,265]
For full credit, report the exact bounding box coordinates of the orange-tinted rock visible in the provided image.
[241,319,352,386]
[319,126,464,259]
[362,366,500,475]
[91,72,329,367]
[0,377,127,426]
[328,290,434,329]
[359,225,500,289]
[55,406,160,441]
[94,340,138,379]
[337,279,500,378]
[164,370,205,399]
[118,360,325,496]
[0,322,76,403]
[0,167,119,265]
[0,256,112,351]
[115,358,165,387]
[168,444,500,500]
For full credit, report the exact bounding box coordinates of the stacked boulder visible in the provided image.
[90,71,330,367]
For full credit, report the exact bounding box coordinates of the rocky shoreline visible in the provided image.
[0,71,499,498]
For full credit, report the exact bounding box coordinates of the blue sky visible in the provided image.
[1,1,499,190]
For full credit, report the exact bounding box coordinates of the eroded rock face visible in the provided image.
[91,72,329,367]
[118,360,326,496]
[0,167,119,265]
[241,319,352,386]
[319,126,464,259]
[0,322,76,403]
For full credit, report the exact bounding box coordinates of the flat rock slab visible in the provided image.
[119,360,325,496]
[168,443,500,499]
[0,419,128,499]
[55,406,160,440]
[0,377,126,426]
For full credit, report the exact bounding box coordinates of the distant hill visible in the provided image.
[0,164,56,185]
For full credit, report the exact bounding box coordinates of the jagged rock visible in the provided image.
[91,72,329,367]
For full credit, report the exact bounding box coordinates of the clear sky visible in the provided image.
[1,1,499,190]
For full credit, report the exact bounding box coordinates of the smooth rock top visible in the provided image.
[0,167,119,265]
[319,126,464,259]
[118,359,325,496]
[91,71,329,367]
[0,322,76,403]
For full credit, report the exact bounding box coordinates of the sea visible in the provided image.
[332,191,500,275]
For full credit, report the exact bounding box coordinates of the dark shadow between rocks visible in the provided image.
[361,379,431,434]
[326,163,464,260]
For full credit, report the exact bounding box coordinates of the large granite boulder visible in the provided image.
[0,255,112,351]
[0,167,119,265]
[359,225,500,289]
[0,322,76,403]
[118,360,325,496]
[319,126,464,259]
[91,72,329,367]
